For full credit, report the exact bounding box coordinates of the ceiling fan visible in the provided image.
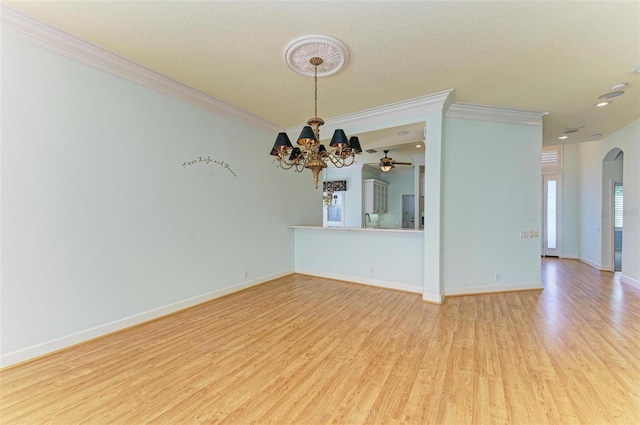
[379,150,411,172]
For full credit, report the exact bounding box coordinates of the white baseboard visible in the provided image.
[445,281,543,296]
[422,292,444,304]
[560,254,578,260]
[294,269,422,295]
[0,270,292,369]
[579,256,606,271]
[620,274,640,290]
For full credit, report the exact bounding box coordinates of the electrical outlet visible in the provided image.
[243,271,248,279]
[370,268,375,277]
[495,273,500,282]
[520,231,529,238]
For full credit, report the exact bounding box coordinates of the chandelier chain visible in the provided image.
[314,64,318,118]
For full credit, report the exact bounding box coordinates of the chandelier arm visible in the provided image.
[277,158,303,170]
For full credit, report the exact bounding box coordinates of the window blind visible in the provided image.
[614,182,623,228]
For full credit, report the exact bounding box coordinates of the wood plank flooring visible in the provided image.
[1,258,639,424]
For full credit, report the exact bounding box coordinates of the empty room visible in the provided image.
[1,1,639,424]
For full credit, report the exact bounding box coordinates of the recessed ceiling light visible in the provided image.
[611,82,627,91]
[594,101,612,107]
[598,91,624,99]
[558,135,568,140]
[415,144,422,148]
[592,133,603,138]
[396,130,410,136]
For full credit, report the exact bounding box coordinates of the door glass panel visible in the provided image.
[546,180,557,249]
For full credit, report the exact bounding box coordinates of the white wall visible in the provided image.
[560,143,580,258]
[442,118,542,294]
[578,119,639,286]
[0,35,319,365]
[293,228,424,293]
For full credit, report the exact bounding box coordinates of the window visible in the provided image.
[614,182,623,229]
[542,146,563,171]
[323,191,345,227]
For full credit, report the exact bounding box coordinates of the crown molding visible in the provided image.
[287,89,456,137]
[0,5,283,135]
[447,103,548,126]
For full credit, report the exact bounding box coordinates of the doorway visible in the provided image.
[613,181,623,271]
[402,194,415,229]
[602,148,623,272]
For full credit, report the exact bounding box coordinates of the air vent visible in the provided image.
[365,149,378,154]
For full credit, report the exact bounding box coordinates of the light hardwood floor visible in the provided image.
[1,258,639,424]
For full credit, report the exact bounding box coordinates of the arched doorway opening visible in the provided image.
[602,148,624,271]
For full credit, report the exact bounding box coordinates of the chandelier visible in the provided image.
[270,35,362,189]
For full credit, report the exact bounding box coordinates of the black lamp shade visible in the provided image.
[329,129,349,147]
[348,136,362,153]
[270,147,279,156]
[319,144,327,155]
[289,147,302,161]
[272,132,292,154]
[297,126,317,146]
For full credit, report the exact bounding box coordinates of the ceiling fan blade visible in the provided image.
[391,161,412,165]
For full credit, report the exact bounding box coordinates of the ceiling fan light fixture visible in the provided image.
[380,164,394,172]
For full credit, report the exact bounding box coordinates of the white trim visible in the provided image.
[286,90,456,138]
[620,274,640,290]
[295,269,422,295]
[0,5,282,135]
[560,254,579,260]
[422,292,444,304]
[579,256,605,271]
[447,103,548,126]
[0,270,292,368]
[445,282,543,296]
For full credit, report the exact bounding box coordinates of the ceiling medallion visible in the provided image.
[285,34,349,77]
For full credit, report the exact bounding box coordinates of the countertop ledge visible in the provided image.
[288,226,423,233]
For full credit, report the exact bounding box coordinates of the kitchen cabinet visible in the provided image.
[364,179,389,213]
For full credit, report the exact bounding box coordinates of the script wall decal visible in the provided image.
[182,156,237,178]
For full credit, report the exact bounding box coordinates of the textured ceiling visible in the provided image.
[5,1,640,147]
